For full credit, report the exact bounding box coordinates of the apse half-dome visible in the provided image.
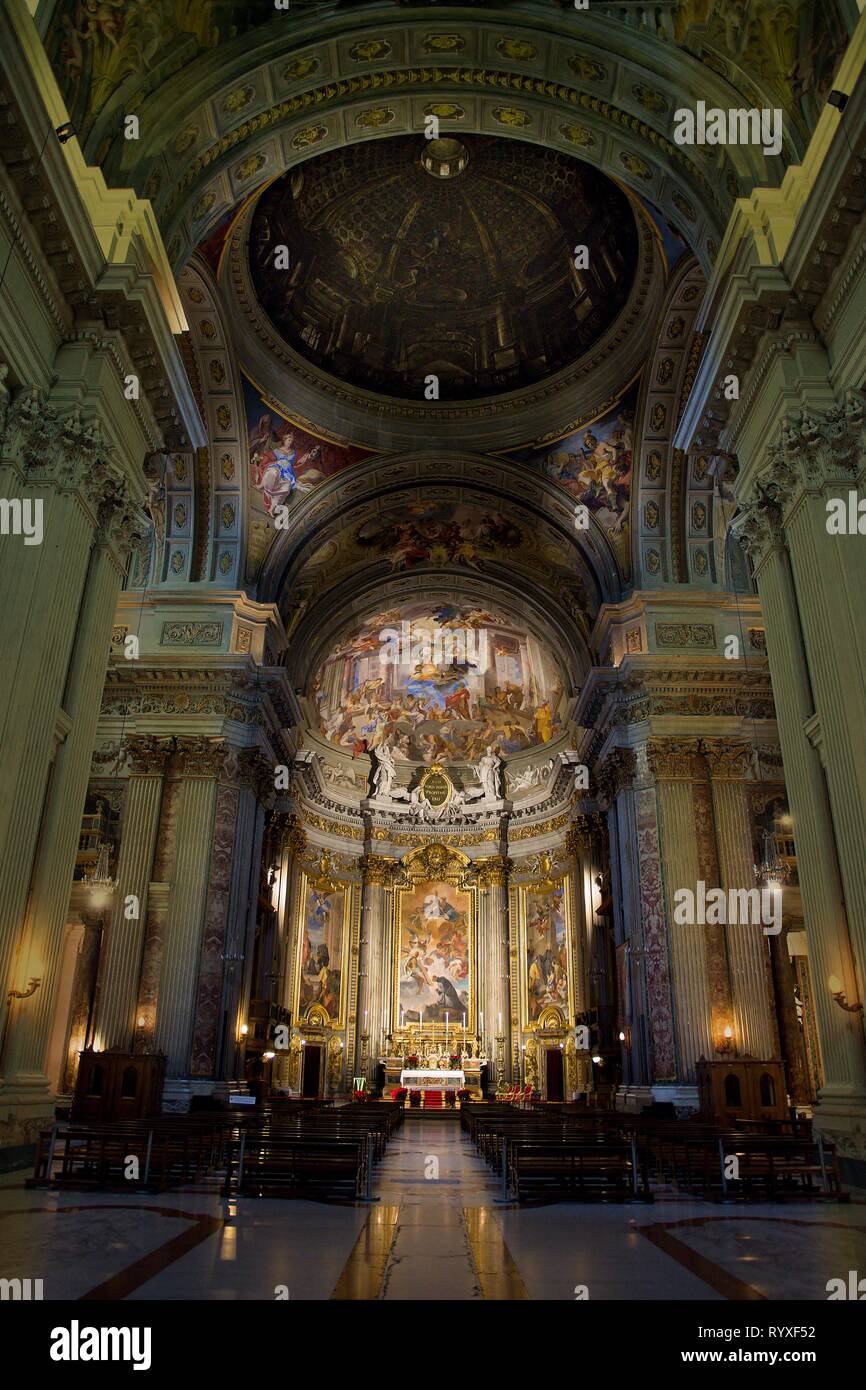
[311,601,567,765]
[249,134,639,401]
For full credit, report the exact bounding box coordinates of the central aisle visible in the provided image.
[348,1116,529,1300]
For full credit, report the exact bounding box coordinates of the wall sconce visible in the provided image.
[7,977,41,1005]
[829,975,864,1015]
[137,1015,146,1029]
[718,1025,734,1055]
[591,1054,602,1065]
[262,1051,275,1061]
[239,1024,248,1037]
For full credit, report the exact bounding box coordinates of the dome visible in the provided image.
[248,134,639,401]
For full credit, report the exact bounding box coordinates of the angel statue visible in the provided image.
[372,743,397,800]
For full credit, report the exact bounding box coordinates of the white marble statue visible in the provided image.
[372,743,397,799]
[473,746,503,801]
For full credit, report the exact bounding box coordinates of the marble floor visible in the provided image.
[1,1116,864,1301]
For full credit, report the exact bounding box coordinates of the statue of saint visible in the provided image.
[473,746,502,801]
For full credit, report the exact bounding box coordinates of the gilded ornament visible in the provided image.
[349,39,392,63]
[633,83,669,115]
[493,107,531,128]
[495,38,537,62]
[568,55,606,82]
[422,35,466,54]
[224,85,255,114]
[559,123,595,147]
[620,151,652,180]
[292,124,327,149]
[354,107,396,129]
[283,56,320,82]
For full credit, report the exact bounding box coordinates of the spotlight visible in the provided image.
[827,91,849,112]
[55,122,76,144]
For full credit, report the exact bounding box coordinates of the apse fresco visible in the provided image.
[297,884,345,1024]
[398,882,470,1026]
[244,374,371,516]
[509,385,637,539]
[525,886,569,1024]
[312,602,565,764]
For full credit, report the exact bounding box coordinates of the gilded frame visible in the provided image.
[517,873,575,1032]
[389,845,476,1036]
[291,868,360,1032]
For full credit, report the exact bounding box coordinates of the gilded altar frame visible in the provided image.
[389,844,477,1036]
[515,870,576,1033]
[291,864,361,1034]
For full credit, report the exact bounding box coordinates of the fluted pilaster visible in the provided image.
[95,738,171,1051]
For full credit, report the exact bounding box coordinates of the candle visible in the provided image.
[480,1011,484,1031]
[498,1012,502,1033]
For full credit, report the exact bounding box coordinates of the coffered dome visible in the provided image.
[248,134,639,401]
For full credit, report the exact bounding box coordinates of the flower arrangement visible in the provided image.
[449,1053,461,1067]
[456,1087,471,1102]
[406,1053,419,1067]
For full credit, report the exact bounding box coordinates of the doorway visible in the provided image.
[545,1046,564,1102]
[302,1043,322,1098]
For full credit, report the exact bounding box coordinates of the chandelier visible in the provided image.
[753,828,789,890]
[88,839,116,902]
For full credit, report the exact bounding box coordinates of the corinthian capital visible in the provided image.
[646,738,704,781]
[126,735,173,776]
[565,812,606,859]
[594,748,637,803]
[175,736,227,779]
[700,739,752,781]
[730,492,784,565]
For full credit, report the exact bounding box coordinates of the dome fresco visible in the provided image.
[249,134,639,400]
[311,601,567,765]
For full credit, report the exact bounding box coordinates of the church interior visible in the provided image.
[1,0,866,1320]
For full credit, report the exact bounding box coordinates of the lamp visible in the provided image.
[753,828,789,892]
[829,974,864,1015]
[718,1024,734,1055]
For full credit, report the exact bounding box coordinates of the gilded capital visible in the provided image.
[174,736,227,779]
[646,738,705,781]
[475,854,510,888]
[273,811,307,857]
[565,812,606,859]
[126,734,173,776]
[594,747,637,803]
[361,853,399,886]
[701,739,752,781]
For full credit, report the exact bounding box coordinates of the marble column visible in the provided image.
[565,816,603,1093]
[358,855,395,1080]
[150,739,222,1099]
[736,500,866,1132]
[702,739,776,1061]
[0,398,128,1075]
[770,920,811,1106]
[597,748,677,1089]
[476,856,510,1087]
[61,913,104,1094]
[271,814,306,1090]
[0,515,129,1105]
[647,739,733,1084]
[94,736,171,1051]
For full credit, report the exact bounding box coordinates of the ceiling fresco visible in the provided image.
[247,134,639,400]
[311,600,567,764]
[278,493,602,646]
[243,371,375,579]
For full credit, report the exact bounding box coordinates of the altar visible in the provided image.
[400,1069,465,1091]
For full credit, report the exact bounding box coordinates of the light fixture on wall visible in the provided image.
[239,1023,248,1036]
[828,974,864,1015]
[718,1024,734,1055]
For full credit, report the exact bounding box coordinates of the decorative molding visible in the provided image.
[646,738,705,781]
[654,622,716,649]
[160,621,224,647]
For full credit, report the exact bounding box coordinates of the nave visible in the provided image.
[2,1114,864,1302]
